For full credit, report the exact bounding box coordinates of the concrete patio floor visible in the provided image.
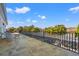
[0,33,79,56]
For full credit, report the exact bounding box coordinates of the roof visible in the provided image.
[67,27,76,33]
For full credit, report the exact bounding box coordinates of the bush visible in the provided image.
[44,25,67,35]
[8,27,16,33]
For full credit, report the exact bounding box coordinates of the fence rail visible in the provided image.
[22,32,79,54]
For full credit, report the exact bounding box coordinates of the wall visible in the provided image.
[0,4,7,38]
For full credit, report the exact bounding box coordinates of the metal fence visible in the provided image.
[22,32,79,54]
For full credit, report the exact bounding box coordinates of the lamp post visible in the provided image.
[42,19,45,38]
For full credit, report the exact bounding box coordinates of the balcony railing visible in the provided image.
[22,32,79,54]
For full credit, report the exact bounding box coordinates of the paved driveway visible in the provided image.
[0,33,78,56]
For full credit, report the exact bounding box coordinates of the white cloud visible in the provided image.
[26,19,37,23]
[15,7,31,14]
[41,16,46,19]
[69,6,79,13]
[6,20,14,28]
[6,6,31,14]
[8,20,13,25]
[6,8,13,13]
[38,15,41,17]
[65,18,70,22]
[38,15,46,19]
[26,19,31,22]
[32,20,37,23]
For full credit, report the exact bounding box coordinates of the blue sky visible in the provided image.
[6,3,79,28]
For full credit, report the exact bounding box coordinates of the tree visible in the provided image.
[22,25,40,32]
[23,26,28,32]
[7,25,41,33]
[45,27,53,34]
[33,27,40,32]
[44,25,66,35]
[17,26,23,33]
[8,27,16,33]
[75,24,79,37]
[54,25,66,34]
[76,24,79,33]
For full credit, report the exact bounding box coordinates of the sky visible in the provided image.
[6,3,79,28]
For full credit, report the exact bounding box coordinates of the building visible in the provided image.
[0,3,7,38]
[66,27,76,33]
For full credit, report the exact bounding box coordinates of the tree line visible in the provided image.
[7,24,79,34]
[44,25,66,34]
[7,25,40,33]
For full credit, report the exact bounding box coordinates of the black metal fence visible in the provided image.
[22,32,79,54]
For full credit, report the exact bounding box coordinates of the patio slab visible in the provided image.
[0,34,79,56]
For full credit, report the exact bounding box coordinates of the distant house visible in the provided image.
[66,27,76,33]
[0,3,7,38]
